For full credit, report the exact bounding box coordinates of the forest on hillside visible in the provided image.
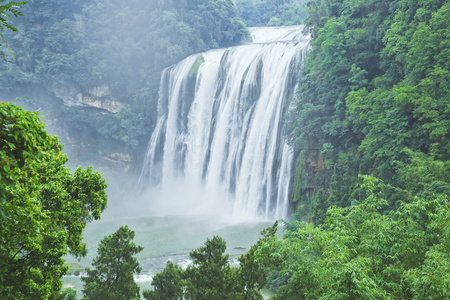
[1,0,449,299]
[274,0,450,298]
[286,0,450,224]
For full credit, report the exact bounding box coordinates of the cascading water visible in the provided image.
[139,26,311,220]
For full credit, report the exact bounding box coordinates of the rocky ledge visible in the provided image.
[51,84,124,113]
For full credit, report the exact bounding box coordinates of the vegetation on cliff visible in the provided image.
[263,0,450,297]
[286,0,450,223]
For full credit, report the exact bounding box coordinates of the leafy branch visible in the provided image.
[0,0,26,59]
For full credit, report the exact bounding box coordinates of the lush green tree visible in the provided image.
[81,225,143,300]
[184,236,233,300]
[54,288,77,300]
[345,0,450,186]
[232,222,278,300]
[145,226,273,300]
[0,103,108,299]
[257,175,450,299]
[0,0,26,59]
[143,261,184,300]
[395,147,450,200]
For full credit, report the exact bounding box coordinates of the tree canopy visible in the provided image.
[257,176,450,299]
[184,236,232,299]
[0,103,108,299]
[143,260,184,300]
[144,230,274,300]
[82,225,143,300]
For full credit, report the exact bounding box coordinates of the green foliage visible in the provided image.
[257,176,450,299]
[184,236,232,299]
[81,225,143,300]
[291,153,306,204]
[143,261,184,300]
[395,147,450,200]
[0,0,26,60]
[236,0,309,27]
[96,108,147,148]
[54,288,77,300]
[311,188,328,226]
[285,0,450,224]
[144,228,276,300]
[0,103,108,299]
[327,149,365,208]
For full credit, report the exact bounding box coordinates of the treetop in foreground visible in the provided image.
[144,230,274,300]
[0,102,108,299]
[82,225,143,300]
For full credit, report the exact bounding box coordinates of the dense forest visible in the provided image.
[286,0,449,223]
[274,0,450,297]
[1,0,449,299]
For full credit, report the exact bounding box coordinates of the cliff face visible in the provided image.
[291,137,328,217]
[51,84,124,113]
[303,137,325,189]
[50,87,137,175]
[9,84,139,177]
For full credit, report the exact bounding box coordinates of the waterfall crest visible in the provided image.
[139,26,311,220]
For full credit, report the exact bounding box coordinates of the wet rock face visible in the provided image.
[291,136,329,216]
[52,84,124,113]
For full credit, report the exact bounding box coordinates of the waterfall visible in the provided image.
[139,26,311,220]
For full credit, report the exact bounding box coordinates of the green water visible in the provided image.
[63,215,275,298]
